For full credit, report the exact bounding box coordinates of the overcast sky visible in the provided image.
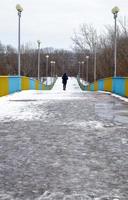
[0,0,128,50]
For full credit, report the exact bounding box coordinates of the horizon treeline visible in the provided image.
[0,20,128,83]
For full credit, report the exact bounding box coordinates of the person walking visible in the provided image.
[62,73,68,90]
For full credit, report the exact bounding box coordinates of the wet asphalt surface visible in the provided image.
[0,89,128,199]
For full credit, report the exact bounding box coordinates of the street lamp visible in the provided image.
[112,6,120,77]
[37,40,41,80]
[53,61,56,78]
[94,42,97,82]
[81,61,84,84]
[78,61,81,77]
[50,61,54,83]
[16,4,23,76]
[86,56,89,82]
[46,55,49,85]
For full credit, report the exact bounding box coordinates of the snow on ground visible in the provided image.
[53,77,81,92]
[0,77,85,122]
[98,91,128,103]
[79,78,89,86]
[0,77,128,199]
[0,77,128,123]
[42,77,55,85]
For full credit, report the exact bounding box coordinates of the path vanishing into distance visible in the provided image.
[0,77,128,200]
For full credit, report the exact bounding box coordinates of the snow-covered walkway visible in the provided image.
[52,77,81,91]
[0,77,128,200]
[0,77,84,121]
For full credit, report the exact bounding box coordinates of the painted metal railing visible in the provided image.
[77,76,128,98]
[0,76,57,97]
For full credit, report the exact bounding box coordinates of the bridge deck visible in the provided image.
[0,77,128,200]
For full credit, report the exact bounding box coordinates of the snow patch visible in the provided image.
[121,138,128,144]
[98,91,128,103]
[67,120,104,130]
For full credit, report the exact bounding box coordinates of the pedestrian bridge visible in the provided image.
[0,75,128,98]
[77,76,128,98]
[0,77,128,200]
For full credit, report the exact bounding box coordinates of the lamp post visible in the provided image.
[50,61,54,83]
[16,4,23,76]
[81,61,84,84]
[86,56,89,82]
[94,43,97,82]
[46,55,49,85]
[78,61,81,77]
[112,6,120,77]
[53,61,56,78]
[37,40,41,80]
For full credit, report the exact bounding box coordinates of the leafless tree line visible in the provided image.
[0,20,128,82]
[72,21,128,82]
[0,43,78,78]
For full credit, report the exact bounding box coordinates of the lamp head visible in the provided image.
[86,56,89,59]
[46,55,49,58]
[37,40,41,45]
[112,6,119,14]
[16,4,23,12]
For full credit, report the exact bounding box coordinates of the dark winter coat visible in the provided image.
[62,73,68,85]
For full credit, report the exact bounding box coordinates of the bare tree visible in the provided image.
[72,24,98,53]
